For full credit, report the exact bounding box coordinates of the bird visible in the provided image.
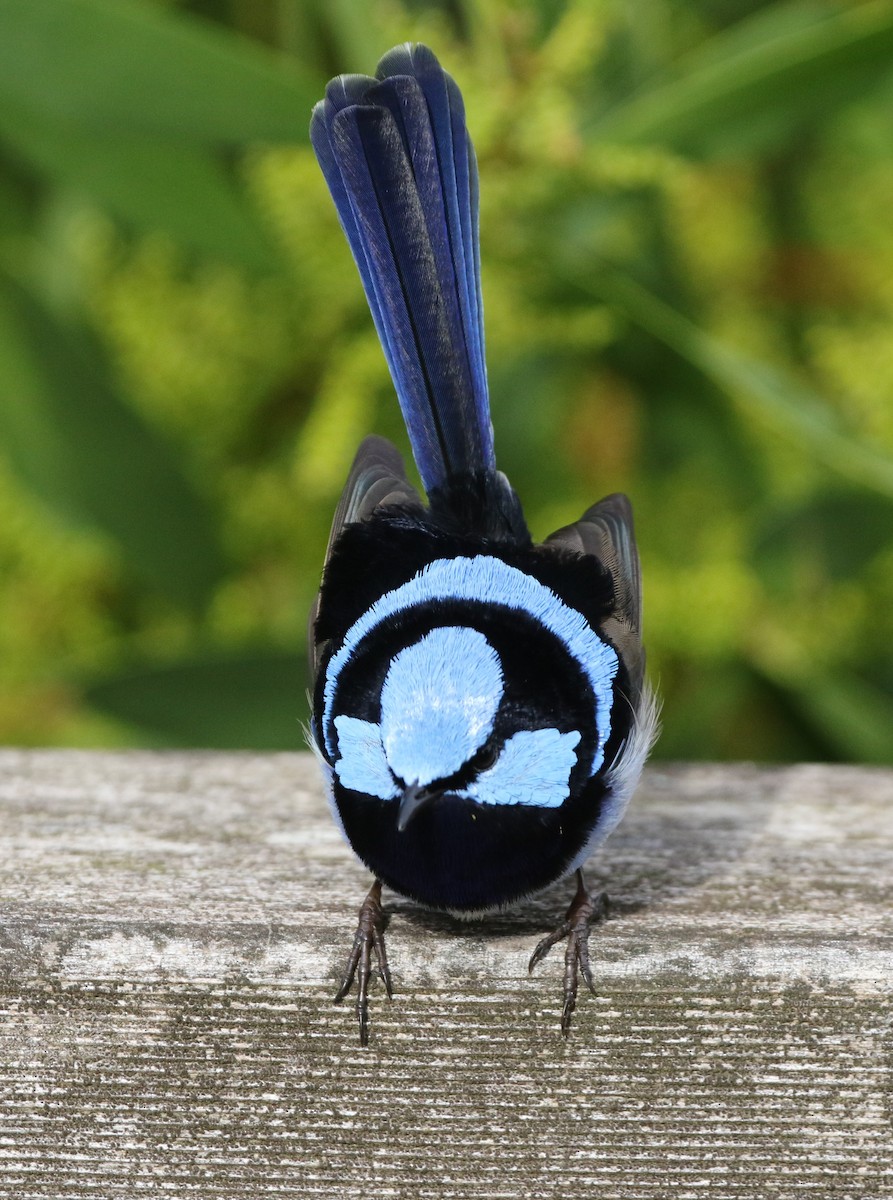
[308,43,659,1045]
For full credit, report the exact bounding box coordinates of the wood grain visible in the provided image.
[1,750,891,1198]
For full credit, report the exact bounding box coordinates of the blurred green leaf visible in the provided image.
[322,0,394,71]
[0,0,890,763]
[0,270,227,609]
[0,150,33,237]
[648,662,752,761]
[0,0,321,146]
[84,650,308,748]
[0,100,277,270]
[756,490,893,585]
[580,267,893,500]
[758,664,893,764]
[590,1,893,156]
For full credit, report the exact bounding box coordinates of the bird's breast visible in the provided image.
[334,776,611,912]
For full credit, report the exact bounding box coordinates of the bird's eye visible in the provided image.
[469,742,498,774]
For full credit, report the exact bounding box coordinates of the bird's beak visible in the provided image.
[397,781,439,832]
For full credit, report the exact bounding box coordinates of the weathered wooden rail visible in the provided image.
[1,750,891,1198]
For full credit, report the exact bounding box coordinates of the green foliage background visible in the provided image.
[1,0,892,761]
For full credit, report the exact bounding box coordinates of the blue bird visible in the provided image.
[309,44,659,1044]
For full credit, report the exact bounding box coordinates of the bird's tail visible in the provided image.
[311,44,494,495]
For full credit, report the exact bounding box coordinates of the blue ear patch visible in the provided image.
[323,555,619,774]
[334,713,581,810]
[333,715,399,800]
[458,728,581,809]
[380,626,502,787]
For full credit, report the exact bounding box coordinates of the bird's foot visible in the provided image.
[334,878,392,1046]
[528,869,609,1037]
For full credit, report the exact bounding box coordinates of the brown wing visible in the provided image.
[308,435,423,678]
[544,492,645,702]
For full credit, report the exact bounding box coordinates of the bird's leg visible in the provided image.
[528,869,609,1037]
[334,878,393,1046]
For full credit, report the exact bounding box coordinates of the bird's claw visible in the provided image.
[334,879,392,1046]
[528,870,609,1037]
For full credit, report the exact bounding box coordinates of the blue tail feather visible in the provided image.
[310,74,398,387]
[375,45,487,410]
[310,44,494,494]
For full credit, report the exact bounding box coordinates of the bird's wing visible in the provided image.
[546,493,659,834]
[544,493,644,701]
[309,435,423,677]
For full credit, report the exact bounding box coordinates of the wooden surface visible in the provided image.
[1,750,891,1199]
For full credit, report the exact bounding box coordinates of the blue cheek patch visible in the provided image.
[333,715,399,800]
[380,627,503,788]
[323,555,619,774]
[458,728,581,809]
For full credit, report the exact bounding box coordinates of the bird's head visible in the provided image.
[316,553,626,910]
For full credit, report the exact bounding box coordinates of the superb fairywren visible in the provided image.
[309,44,659,1044]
